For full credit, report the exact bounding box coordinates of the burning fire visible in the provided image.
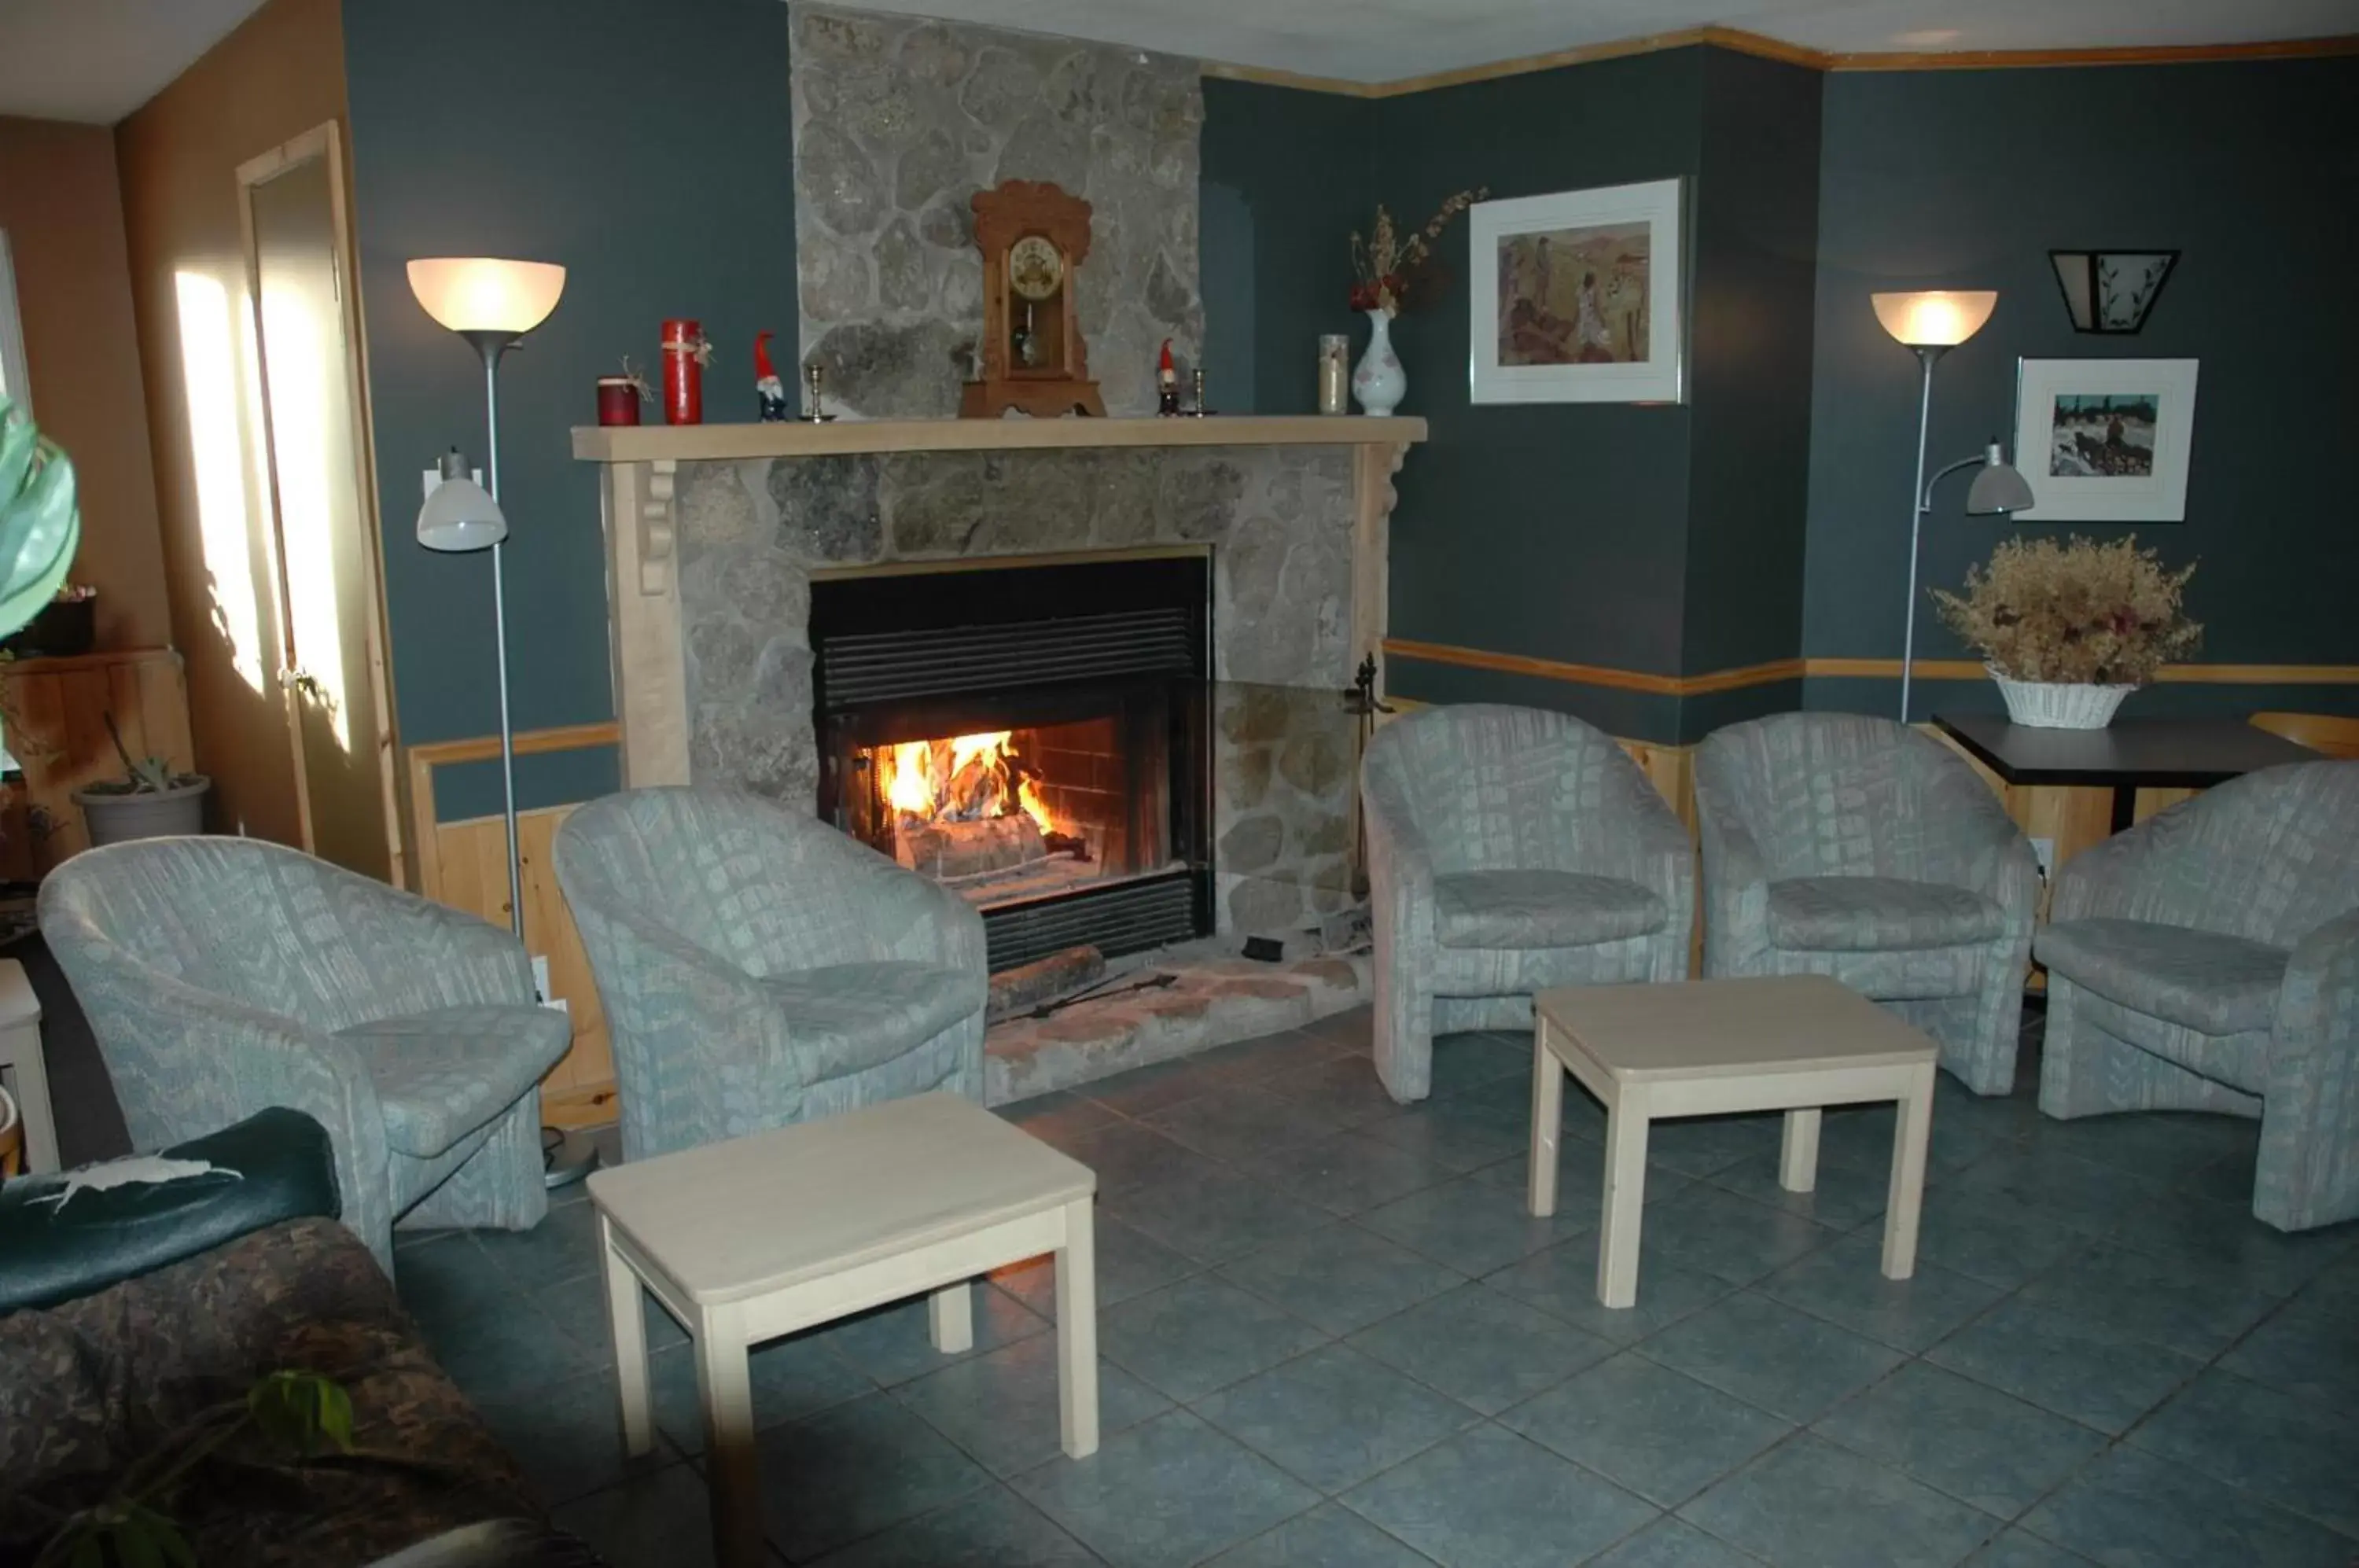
[876,731,1054,835]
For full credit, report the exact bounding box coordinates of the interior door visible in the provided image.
[240,124,403,884]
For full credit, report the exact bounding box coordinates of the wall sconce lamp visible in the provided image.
[1871,290,2032,723]
[2048,251,2177,334]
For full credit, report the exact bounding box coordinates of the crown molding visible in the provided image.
[1201,25,2359,99]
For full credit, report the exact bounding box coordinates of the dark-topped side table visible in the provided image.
[1934,712,2321,834]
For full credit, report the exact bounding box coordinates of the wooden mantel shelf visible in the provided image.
[570,414,1426,463]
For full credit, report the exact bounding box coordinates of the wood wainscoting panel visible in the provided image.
[421,802,615,1131]
[408,721,624,1132]
[0,648,195,874]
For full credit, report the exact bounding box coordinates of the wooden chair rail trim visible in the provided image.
[1384,639,2359,698]
[404,720,623,771]
[1202,25,2359,98]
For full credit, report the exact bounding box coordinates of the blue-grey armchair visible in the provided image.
[553,787,988,1162]
[39,837,571,1273]
[1695,712,2037,1095]
[1362,704,1694,1103]
[2035,760,2359,1231]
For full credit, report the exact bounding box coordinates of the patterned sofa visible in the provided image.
[1361,704,1694,1102]
[1695,712,2038,1095]
[0,1110,594,1567]
[554,786,988,1161]
[2035,760,2359,1231]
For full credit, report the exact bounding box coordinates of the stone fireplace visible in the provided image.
[569,1,1422,1091]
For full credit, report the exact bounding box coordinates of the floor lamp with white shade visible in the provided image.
[408,257,595,1185]
[1870,290,2036,723]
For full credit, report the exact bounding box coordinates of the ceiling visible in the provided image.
[0,0,2346,124]
[0,0,267,123]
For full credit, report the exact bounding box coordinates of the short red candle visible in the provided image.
[596,377,640,426]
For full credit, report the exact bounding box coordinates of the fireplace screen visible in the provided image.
[812,555,1211,970]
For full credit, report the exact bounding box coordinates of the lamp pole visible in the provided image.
[463,329,523,938]
[1898,344,1948,727]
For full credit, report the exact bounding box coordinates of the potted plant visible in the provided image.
[75,714,210,845]
[1932,534,2201,729]
[1345,187,1485,415]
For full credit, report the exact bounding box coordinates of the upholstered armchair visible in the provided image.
[554,787,988,1162]
[39,838,571,1273]
[1361,704,1693,1103]
[2035,760,2359,1231]
[1695,712,2037,1095]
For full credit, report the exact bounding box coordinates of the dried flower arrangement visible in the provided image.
[1349,189,1488,315]
[1933,535,2201,686]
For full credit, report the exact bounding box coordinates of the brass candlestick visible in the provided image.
[801,363,828,422]
[1188,367,1212,418]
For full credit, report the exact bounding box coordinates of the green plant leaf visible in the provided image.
[0,399,81,646]
[65,1531,103,1568]
[248,1369,354,1457]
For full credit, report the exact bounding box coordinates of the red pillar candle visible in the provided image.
[596,376,641,426]
[661,318,709,426]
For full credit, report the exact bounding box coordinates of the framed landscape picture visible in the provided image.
[1468,179,1684,404]
[2012,358,2200,521]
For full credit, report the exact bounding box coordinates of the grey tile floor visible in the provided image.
[393,1005,2359,1568]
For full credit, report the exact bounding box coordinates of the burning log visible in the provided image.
[895,814,1047,880]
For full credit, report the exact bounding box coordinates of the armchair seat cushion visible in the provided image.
[766,960,990,1080]
[1433,869,1666,951]
[1767,876,2006,952]
[2035,918,2288,1036]
[338,1005,573,1159]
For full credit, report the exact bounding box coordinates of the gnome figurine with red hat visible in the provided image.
[1156,339,1181,416]
[755,330,789,421]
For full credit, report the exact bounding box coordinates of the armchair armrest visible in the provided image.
[2277,906,2359,1057]
[868,867,990,975]
[2047,814,2186,925]
[1918,783,2041,933]
[572,897,833,1092]
[1694,781,1771,972]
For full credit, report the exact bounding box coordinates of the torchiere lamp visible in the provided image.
[408,258,594,1187]
[1871,290,2033,723]
[406,257,565,937]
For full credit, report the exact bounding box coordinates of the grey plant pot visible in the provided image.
[75,776,211,847]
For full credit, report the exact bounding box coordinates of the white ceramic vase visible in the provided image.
[1352,308,1405,416]
[1989,668,2135,729]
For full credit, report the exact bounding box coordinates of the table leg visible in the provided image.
[929,1280,973,1354]
[599,1214,653,1458]
[1529,1022,1564,1218]
[1054,1195,1100,1459]
[695,1305,766,1568]
[1881,1065,1936,1280]
[2109,785,2137,834]
[1779,1108,1822,1194]
[1596,1086,1650,1309]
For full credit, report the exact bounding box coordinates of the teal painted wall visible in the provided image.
[1802,57,2359,723]
[1199,79,1375,415]
[342,0,797,818]
[1374,48,1706,724]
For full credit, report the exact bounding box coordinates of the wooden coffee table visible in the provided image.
[587,1092,1099,1568]
[1529,975,1938,1309]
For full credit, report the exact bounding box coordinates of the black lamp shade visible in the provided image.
[2049,251,2178,334]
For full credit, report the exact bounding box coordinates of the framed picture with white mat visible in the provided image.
[2012,357,2199,521]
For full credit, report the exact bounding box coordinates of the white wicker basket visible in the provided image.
[1989,668,2135,729]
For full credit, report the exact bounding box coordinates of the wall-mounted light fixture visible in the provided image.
[2048,251,2177,334]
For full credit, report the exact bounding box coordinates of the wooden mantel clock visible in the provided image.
[960,179,1106,418]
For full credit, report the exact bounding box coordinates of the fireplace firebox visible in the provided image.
[811,554,1213,971]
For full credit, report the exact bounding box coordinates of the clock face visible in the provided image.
[1008,235,1065,302]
